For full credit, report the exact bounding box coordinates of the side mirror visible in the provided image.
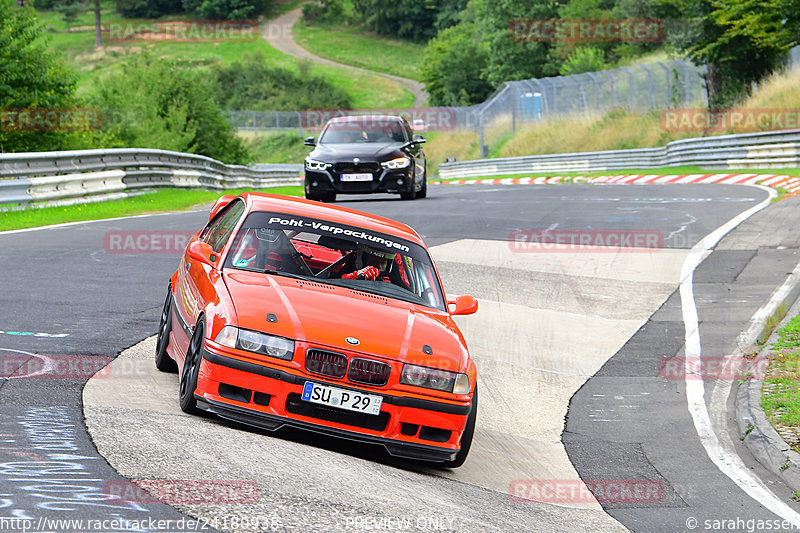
[448,295,478,316]
[187,240,218,266]
[304,136,316,146]
[412,134,427,144]
[208,195,236,222]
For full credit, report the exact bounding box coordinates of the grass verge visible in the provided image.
[293,19,424,81]
[434,167,800,182]
[762,313,800,451]
[0,186,303,231]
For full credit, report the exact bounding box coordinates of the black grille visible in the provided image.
[334,162,380,173]
[348,358,391,386]
[305,350,347,379]
[286,393,389,431]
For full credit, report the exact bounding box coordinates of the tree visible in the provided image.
[0,0,83,152]
[421,23,493,105]
[559,46,606,75]
[658,0,786,108]
[90,53,251,163]
[180,0,266,19]
[53,0,82,31]
[352,0,440,42]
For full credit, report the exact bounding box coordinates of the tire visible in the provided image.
[179,321,204,414]
[307,192,336,202]
[416,173,427,199]
[441,384,477,468]
[400,188,416,201]
[155,287,178,373]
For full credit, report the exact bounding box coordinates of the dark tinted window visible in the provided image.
[201,199,245,253]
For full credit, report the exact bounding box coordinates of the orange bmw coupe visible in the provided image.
[155,193,479,467]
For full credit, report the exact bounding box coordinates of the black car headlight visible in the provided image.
[381,156,410,169]
[400,364,469,393]
[306,158,331,171]
[214,326,294,360]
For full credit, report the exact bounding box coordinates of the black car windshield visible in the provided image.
[319,118,407,144]
[223,211,446,311]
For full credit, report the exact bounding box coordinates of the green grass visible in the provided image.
[435,167,800,181]
[763,315,800,433]
[0,186,303,231]
[39,7,413,109]
[293,19,425,81]
[241,131,309,163]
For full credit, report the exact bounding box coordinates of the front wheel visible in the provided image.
[416,173,427,199]
[440,384,477,468]
[179,321,204,413]
[155,286,178,373]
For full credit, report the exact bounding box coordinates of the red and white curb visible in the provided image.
[434,174,800,194]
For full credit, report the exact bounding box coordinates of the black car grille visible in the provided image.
[348,358,391,386]
[334,162,381,174]
[305,349,347,379]
[286,393,389,431]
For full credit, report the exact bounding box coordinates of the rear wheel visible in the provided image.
[179,321,204,413]
[441,384,477,468]
[155,286,178,373]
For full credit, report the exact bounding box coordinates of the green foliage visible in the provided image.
[53,0,84,30]
[421,23,492,105]
[352,0,439,42]
[0,0,92,152]
[211,51,351,111]
[246,132,307,163]
[302,0,344,23]
[113,0,182,18]
[559,47,606,75]
[659,0,785,108]
[180,0,267,20]
[89,52,250,163]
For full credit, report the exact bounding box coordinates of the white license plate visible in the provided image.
[301,381,383,416]
[340,173,373,182]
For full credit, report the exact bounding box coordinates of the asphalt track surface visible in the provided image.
[2,183,799,532]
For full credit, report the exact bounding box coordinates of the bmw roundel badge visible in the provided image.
[345,337,360,346]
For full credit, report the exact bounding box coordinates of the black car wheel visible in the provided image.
[440,384,478,468]
[416,171,427,199]
[155,286,178,373]
[179,321,204,413]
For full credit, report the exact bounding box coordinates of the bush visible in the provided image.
[180,0,266,20]
[212,51,352,111]
[559,47,607,76]
[113,0,183,18]
[89,52,250,163]
[421,23,492,106]
[302,0,343,23]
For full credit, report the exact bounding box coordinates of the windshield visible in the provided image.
[319,118,407,144]
[223,212,446,311]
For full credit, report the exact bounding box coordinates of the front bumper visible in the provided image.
[194,347,471,463]
[305,165,414,195]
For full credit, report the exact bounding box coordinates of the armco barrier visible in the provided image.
[0,148,303,210]
[439,129,800,179]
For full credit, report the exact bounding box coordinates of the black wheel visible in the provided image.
[322,192,336,202]
[179,321,204,413]
[400,188,416,200]
[441,384,477,468]
[416,172,427,199]
[306,191,336,202]
[155,286,178,373]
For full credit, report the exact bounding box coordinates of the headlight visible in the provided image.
[305,158,331,171]
[400,364,469,393]
[381,157,410,169]
[214,326,294,361]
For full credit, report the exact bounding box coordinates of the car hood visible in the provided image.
[223,271,468,371]
[309,143,406,162]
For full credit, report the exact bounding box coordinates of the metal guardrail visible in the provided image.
[0,148,303,210]
[439,129,800,179]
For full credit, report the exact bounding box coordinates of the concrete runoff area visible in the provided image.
[83,237,690,530]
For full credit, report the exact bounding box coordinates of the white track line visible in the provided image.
[680,184,800,524]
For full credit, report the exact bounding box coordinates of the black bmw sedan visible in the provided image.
[303,115,427,202]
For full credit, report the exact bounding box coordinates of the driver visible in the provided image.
[342,245,395,281]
